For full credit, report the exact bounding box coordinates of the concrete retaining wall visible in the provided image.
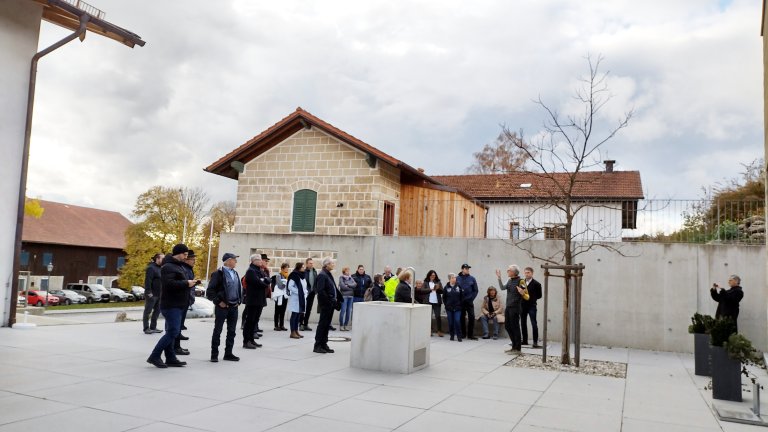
[220,233,767,352]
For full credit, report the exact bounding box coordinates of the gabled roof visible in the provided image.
[432,171,644,201]
[22,200,132,249]
[205,107,436,185]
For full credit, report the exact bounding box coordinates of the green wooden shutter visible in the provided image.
[292,189,317,232]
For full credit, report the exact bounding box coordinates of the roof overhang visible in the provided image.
[205,108,441,187]
[33,0,145,48]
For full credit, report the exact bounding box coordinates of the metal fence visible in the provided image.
[393,198,765,245]
[61,0,106,19]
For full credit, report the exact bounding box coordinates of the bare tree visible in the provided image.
[467,131,533,174]
[503,54,633,364]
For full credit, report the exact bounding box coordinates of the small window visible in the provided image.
[509,222,520,240]
[383,202,395,236]
[622,201,638,229]
[97,256,106,269]
[116,257,125,270]
[42,253,53,266]
[291,189,317,232]
[20,251,29,266]
[544,225,566,240]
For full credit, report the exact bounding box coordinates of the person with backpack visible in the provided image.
[206,252,243,362]
[366,274,387,301]
[351,265,372,303]
[242,254,269,349]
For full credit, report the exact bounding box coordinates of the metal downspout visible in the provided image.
[8,13,90,327]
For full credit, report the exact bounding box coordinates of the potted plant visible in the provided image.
[709,317,740,401]
[688,313,714,376]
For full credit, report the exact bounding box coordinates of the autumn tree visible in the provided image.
[504,54,633,364]
[119,186,210,287]
[467,131,533,173]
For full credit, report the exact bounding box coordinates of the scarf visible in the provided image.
[288,270,306,311]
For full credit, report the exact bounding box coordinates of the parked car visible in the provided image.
[186,297,214,318]
[26,290,60,306]
[17,295,27,307]
[130,286,145,300]
[108,288,135,302]
[48,289,87,305]
[66,283,111,303]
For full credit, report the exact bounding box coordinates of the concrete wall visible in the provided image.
[221,232,767,352]
[0,1,42,326]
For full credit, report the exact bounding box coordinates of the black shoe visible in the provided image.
[166,360,187,367]
[468,337,478,341]
[329,326,336,331]
[313,346,328,354]
[146,357,167,368]
[243,341,258,349]
[181,325,188,330]
[522,342,530,346]
[450,336,455,341]
[143,329,153,334]
[531,344,543,349]
[210,355,218,363]
[223,354,240,361]
[482,335,490,339]
[458,337,463,342]
[151,329,162,333]
[174,348,190,355]
[322,345,335,353]
[304,326,313,331]
[254,333,260,339]
[178,334,189,341]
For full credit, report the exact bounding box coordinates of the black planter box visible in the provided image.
[711,345,742,402]
[694,333,712,376]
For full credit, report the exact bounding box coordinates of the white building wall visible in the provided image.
[0,1,42,326]
[485,202,625,241]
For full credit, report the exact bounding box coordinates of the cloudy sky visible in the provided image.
[29,0,763,218]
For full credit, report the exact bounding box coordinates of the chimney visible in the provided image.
[604,160,615,173]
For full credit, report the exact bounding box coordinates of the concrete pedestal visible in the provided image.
[350,302,431,374]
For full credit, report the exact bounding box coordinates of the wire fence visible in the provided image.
[393,198,765,245]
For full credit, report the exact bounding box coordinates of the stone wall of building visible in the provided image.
[234,128,400,236]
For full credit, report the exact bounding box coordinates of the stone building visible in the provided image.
[205,108,487,240]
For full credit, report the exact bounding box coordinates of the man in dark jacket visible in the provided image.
[301,257,318,331]
[146,244,196,368]
[207,252,242,362]
[710,275,745,332]
[173,250,197,356]
[457,264,479,340]
[142,253,164,334]
[313,257,339,354]
[351,265,372,303]
[243,254,269,349]
[521,266,543,348]
[497,265,525,353]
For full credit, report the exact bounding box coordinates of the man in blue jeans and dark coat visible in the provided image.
[521,266,543,348]
[207,252,243,362]
[146,244,196,368]
[457,264,479,340]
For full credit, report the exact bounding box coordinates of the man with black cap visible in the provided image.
[457,263,479,340]
[243,254,270,349]
[146,244,196,368]
[206,252,243,362]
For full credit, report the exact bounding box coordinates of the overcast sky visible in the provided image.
[29,0,763,218]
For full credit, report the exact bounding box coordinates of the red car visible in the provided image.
[26,290,60,307]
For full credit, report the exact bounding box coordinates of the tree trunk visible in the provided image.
[561,269,571,365]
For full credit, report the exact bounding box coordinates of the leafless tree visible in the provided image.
[503,54,634,364]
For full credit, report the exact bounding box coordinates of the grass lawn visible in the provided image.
[48,301,145,310]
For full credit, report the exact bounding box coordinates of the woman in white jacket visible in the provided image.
[272,263,290,331]
[287,262,308,339]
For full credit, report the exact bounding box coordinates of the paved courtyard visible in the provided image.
[0,313,766,432]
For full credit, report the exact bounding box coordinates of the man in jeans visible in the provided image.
[207,252,242,362]
[457,264,479,340]
[301,258,317,331]
[146,244,196,368]
[497,265,525,354]
[521,266,543,348]
[142,253,164,334]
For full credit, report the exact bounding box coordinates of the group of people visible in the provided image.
[143,243,548,368]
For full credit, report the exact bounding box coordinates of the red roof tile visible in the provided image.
[22,200,132,249]
[431,171,644,200]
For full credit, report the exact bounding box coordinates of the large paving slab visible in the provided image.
[0,314,766,431]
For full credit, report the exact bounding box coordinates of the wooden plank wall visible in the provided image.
[399,185,485,237]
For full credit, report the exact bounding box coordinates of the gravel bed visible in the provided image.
[505,353,627,378]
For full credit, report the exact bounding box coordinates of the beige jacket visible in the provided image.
[479,295,504,323]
